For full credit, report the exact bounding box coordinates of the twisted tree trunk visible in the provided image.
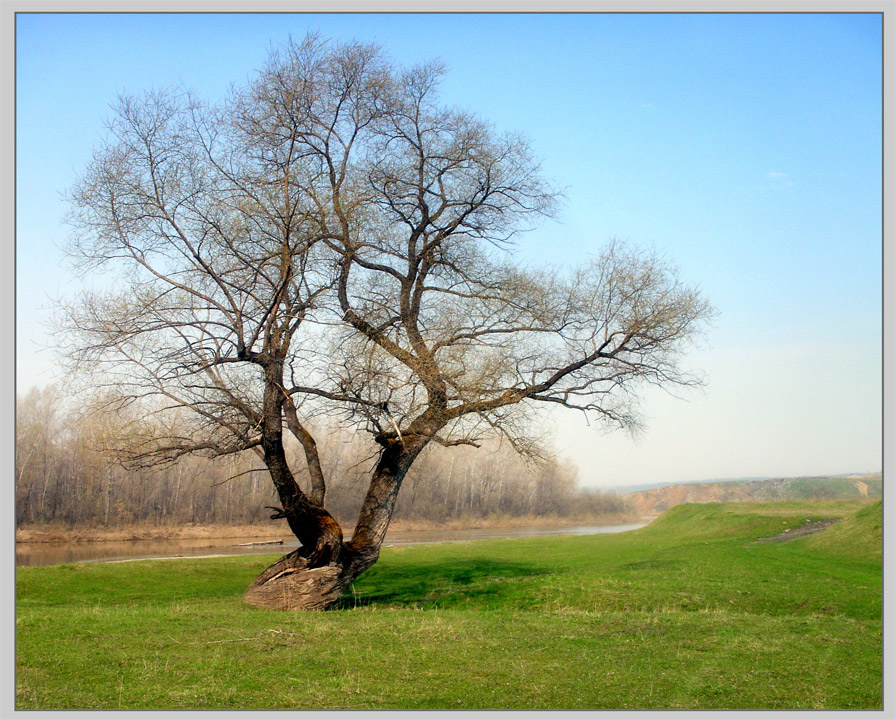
[243,434,429,611]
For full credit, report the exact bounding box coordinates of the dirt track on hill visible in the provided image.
[751,518,840,543]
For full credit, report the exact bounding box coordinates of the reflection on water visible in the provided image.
[385,523,647,546]
[16,523,647,567]
[15,537,293,567]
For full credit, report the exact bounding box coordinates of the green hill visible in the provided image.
[800,500,882,561]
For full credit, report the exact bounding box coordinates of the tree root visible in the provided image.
[243,550,350,611]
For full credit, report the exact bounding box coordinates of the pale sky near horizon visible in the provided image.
[14,12,883,488]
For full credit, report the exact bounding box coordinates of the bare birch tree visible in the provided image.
[61,35,713,609]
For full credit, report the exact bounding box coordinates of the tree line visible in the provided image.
[16,385,631,530]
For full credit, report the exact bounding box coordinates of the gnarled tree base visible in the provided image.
[243,550,351,611]
[244,436,418,611]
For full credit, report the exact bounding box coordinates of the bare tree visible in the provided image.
[60,35,713,610]
[16,386,63,524]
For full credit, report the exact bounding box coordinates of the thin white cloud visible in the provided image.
[762,170,794,190]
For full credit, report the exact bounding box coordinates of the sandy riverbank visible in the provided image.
[17,513,641,544]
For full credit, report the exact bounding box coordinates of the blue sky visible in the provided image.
[15,12,883,487]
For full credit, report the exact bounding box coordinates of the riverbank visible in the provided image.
[16,512,641,544]
[16,501,882,709]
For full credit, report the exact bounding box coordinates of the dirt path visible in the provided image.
[752,518,839,543]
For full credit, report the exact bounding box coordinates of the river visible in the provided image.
[16,522,647,567]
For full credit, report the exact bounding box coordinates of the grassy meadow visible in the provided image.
[16,499,882,709]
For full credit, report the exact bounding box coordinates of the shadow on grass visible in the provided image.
[333,557,548,610]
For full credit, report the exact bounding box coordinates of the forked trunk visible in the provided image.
[243,435,429,611]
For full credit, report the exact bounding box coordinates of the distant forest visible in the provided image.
[16,386,630,529]
[17,386,879,530]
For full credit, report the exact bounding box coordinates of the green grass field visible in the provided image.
[16,500,882,709]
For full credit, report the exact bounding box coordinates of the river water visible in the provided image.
[15,523,647,567]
